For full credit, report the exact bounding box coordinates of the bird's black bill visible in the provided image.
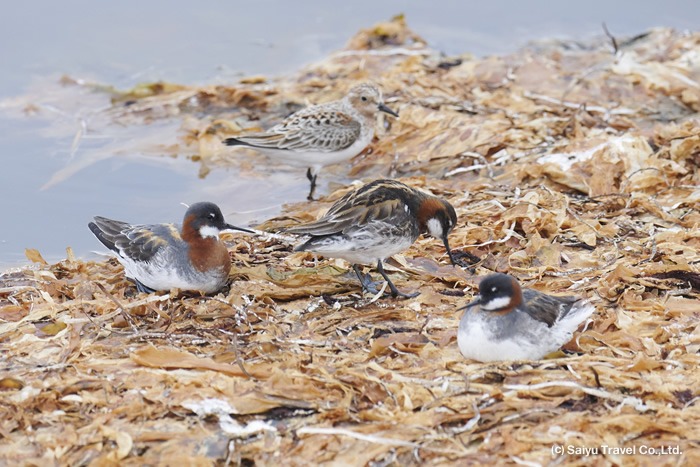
[378,103,399,118]
[457,296,481,312]
[225,223,255,234]
[443,235,457,266]
[223,137,243,146]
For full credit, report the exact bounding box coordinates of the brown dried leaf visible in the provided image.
[35,321,67,336]
[0,377,24,390]
[130,344,271,379]
[3,19,700,467]
[369,332,429,358]
[24,248,48,265]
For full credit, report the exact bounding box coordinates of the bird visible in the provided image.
[88,202,253,294]
[223,82,399,200]
[457,273,595,362]
[286,179,458,298]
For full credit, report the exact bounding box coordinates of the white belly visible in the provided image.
[303,232,415,265]
[120,255,227,294]
[457,310,555,362]
[242,132,373,171]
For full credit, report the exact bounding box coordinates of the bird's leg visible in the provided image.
[376,260,419,298]
[306,168,318,201]
[132,278,156,294]
[352,264,387,295]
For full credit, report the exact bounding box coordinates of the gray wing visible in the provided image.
[89,217,181,263]
[225,106,362,153]
[522,288,578,328]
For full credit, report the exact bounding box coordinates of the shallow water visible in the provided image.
[1,0,698,270]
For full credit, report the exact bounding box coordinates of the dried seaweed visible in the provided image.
[2,17,700,466]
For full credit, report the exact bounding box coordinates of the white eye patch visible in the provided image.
[199,225,220,239]
[427,218,443,238]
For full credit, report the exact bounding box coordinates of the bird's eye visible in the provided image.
[361,96,368,102]
[491,286,497,292]
[208,213,216,219]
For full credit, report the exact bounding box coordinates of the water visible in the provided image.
[1,0,698,270]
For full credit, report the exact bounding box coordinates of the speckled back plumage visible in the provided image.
[287,179,426,239]
[223,83,398,200]
[225,83,389,154]
[286,179,457,266]
[235,108,362,152]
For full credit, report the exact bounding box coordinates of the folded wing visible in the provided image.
[286,180,415,237]
[224,108,361,153]
[522,289,578,328]
[89,217,177,263]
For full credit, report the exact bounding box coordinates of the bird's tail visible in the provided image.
[557,300,595,333]
[88,217,129,254]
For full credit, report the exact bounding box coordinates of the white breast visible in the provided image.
[457,309,569,362]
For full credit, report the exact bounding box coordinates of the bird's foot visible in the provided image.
[132,278,156,294]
